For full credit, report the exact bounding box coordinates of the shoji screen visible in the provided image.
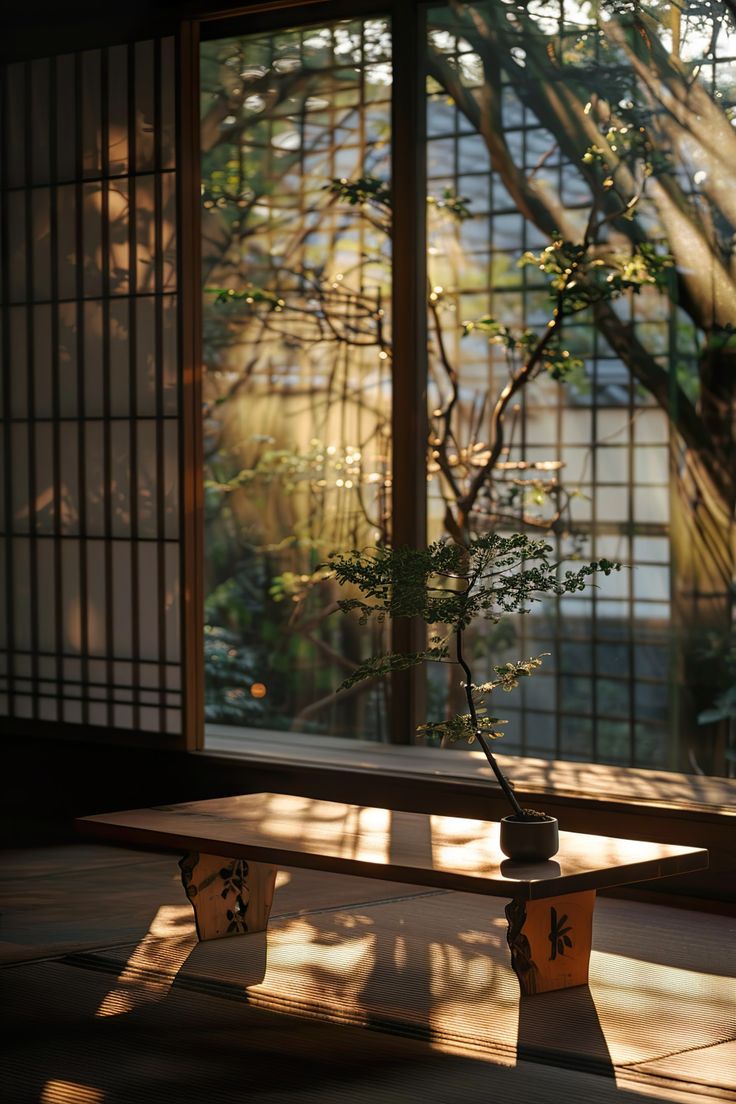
[0,40,183,737]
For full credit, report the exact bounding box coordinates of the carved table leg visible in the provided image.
[179,853,277,941]
[505,889,596,995]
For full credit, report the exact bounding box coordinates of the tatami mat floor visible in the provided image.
[2,844,734,1103]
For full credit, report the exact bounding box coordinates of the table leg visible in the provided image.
[505,888,596,995]
[179,852,277,941]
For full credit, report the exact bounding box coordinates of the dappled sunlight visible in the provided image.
[40,1082,105,1104]
[492,755,735,809]
[429,939,503,1000]
[130,793,704,904]
[430,815,500,875]
[181,872,731,1076]
[251,899,519,1046]
[255,915,377,1017]
[459,920,507,942]
[560,834,695,870]
[181,793,395,865]
[22,850,731,1094]
[428,932,520,1060]
[95,905,195,1018]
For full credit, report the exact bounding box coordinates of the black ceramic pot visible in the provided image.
[499,815,559,861]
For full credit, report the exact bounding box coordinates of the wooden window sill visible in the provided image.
[204,725,736,820]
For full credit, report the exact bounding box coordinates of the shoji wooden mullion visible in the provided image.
[1,64,14,718]
[177,21,204,750]
[50,54,64,724]
[100,45,115,730]
[74,49,90,725]
[154,35,168,734]
[0,38,184,741]
[24,59,41,721]
[127,40,142,733]
[390,2,428,742]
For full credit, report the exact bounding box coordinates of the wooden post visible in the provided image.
[180,852,277,941]
[505,889,596,995]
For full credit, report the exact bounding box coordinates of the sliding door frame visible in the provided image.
[180,0,429,750]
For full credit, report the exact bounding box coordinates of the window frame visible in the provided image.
[183,0,735,797]
[185,0,431,751]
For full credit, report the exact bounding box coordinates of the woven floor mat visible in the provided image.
[0,853,433,965]
[2,959,732,1104]
[50,891,736,1094]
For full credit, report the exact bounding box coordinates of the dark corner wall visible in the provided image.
[6,2,184,61]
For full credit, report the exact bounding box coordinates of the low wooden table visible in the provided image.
[77,793,708,996]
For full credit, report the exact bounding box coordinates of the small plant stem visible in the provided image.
[455,628,526,819]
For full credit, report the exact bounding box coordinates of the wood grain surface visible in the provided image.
[179,852,277,940]
[78,793,708,900]
[506,889,596,994]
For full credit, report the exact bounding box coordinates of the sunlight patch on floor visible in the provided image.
[40,1081,105,1104]
[95,905,194,1018]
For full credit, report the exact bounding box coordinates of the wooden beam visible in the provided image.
[177,19,205,752]
[389,0,428,743]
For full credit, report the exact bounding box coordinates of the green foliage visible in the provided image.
[329,533,616,631]
[461,315,586,382]
[417,711,504,742]
[337,643,449,692]
[328,532,619,743]
[698,628,736,728]
[461,232,672,390]
[204,625,268,724]
[418,654,547,742]
[326,175,471,221]
[206,286,285,311]
[325,175,392,210]
[518,237,674,314]
[204,438,364,499]
[698,686,736,727]
[427,187,473,221]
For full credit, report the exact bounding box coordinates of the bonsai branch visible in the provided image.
[455,625,526,819]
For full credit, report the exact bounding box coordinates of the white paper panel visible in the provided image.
[56,185,77,302]
[83,300,104,416]
[2,39,182,738]
[86,538,107,656]
[36,539,57,652]
[137,541,159,660]
[9,305,27,418]
[108,45,130,176]
[33,304,53,418]
[34,421,55,535]
[13,537,32,651]
[110,420,131,537]
[112,541,133,657]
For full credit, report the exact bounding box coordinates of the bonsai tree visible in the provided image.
[328,532,618,820]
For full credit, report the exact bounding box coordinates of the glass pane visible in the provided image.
[201,19,393,739]
[425,1,736,776]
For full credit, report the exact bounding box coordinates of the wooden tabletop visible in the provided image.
[77,792,708,900]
